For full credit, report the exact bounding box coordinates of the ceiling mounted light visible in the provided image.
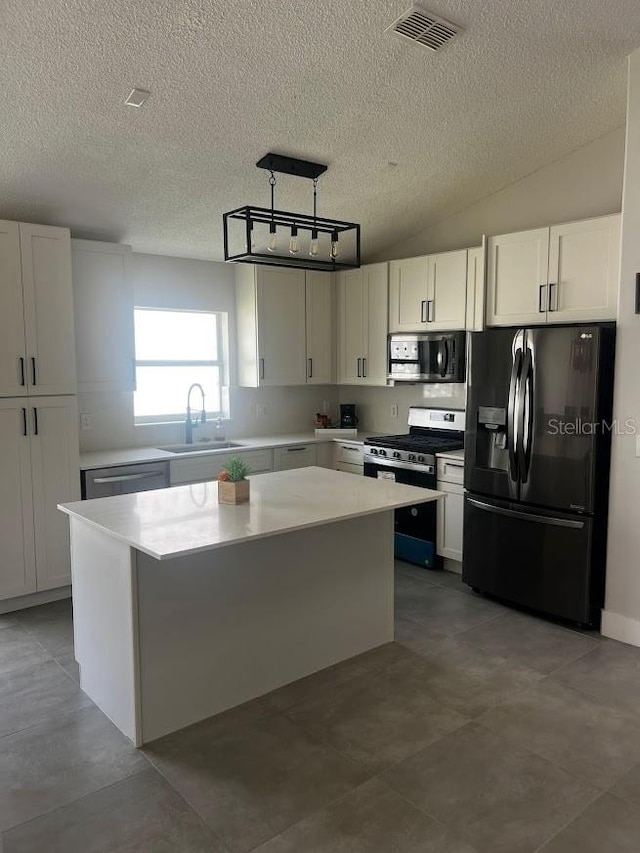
[125,88,151,107]
[222,153,361,271]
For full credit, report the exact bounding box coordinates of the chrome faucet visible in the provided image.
[185,383,206,444]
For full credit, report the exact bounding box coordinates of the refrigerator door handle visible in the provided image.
[507,348,523,481]
[466,497,585,529]
[517,348,533,482]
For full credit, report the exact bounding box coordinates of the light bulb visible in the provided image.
[330,231,339,260]
[289,226,299,254]
[309,229,319,257]
[267,223,277,252]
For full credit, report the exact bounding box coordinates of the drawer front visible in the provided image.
[335,442,364,465]
[170,448,273,485]
[273,444,317,471]
[436,458,464,485]
[336,461,363,476]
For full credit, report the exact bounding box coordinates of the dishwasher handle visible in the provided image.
[92,472,163,484]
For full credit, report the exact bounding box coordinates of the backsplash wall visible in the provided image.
[78,385,339,452]
[338,383,466,434]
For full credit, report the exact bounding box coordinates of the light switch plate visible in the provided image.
[391,404,398,418]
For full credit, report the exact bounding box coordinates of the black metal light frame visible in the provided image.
[222,153,361,271]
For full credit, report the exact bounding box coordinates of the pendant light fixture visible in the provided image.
[222,153,361,271]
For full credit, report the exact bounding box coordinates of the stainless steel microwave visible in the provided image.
[388,332,466,383]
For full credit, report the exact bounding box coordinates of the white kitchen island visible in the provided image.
[59,467,442,746]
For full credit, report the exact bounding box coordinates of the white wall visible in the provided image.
[377,126,625,259]
[78,253,338,451]
[602,50,640,646]
[338,383,466,434]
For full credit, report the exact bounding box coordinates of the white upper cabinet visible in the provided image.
[0,221,27,397]
[72,240,135,393]
[236,266,314,387]
[337,269,365,384]
[426,250,468,331]
[466,244,486,332]
[0,221,76,398]
[305,271,334,384]
[20,223,77,395]
[363,263,389,385]
[388,256,429,331]
[486,215,620,327]
[547,215,620,322]
[389,251,468,332]
[486,227,550,326]
[337,263,388,386]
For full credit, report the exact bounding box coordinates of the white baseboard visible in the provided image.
[0,586,71,615]
[443,558,462,575]
[601,609,640,647]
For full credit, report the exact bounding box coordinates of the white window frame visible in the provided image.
[133,307,229,425]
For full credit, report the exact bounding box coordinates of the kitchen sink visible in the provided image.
[162,442,244,454]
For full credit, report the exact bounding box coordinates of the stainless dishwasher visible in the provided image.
[82,461,170,499]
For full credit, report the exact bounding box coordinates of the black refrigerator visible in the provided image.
[463,324,615,627]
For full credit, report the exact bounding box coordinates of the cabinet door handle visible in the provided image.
[357,357,362,378]
[362,357,367,378]
[18,357,25,387]
[341,445,359,452]
[538,285,547,313]
[33,407,39,436]
[31,357,37,386]
[548,282,557,312]
[427,300,435,322]
[286,446,307,453]
[259,358,265,381]
[308,357,313,379]
[421,300,427,323]
[21,408,28,437]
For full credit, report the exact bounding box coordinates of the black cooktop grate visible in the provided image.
[365,433,463,454]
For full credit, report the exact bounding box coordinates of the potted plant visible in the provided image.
[218,455,251,504]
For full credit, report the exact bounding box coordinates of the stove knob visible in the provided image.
[371,448,378,455]
[417,455,425,463]
[380,449,387,457]
[393,451,401,459]
[408,453,416,462]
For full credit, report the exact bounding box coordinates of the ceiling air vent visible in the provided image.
[386,5,460,51]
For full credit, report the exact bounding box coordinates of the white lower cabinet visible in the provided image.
[436,457,464,563]
[170,448,273,486]
[273,444,317,471]
[0,396,80,600]
[334,441,364,475]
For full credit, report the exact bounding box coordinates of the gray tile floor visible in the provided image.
[2,563,640,851]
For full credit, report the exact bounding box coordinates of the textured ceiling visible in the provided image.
[1,0,639,262]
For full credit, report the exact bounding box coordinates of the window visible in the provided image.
[134,308,228,423]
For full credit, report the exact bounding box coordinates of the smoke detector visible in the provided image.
[386,5,460,51]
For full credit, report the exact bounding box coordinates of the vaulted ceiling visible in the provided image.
[1,0,639,262]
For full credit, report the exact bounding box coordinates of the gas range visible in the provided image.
[364,408,465,471]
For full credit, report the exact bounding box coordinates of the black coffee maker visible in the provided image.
[340,404,358,428]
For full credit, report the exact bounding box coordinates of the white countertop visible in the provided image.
[60,466,443,561]
[435,448,465,462]
[79,431,379,470]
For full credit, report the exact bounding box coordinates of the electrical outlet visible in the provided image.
[391,404,398,418]
[255,404,268,418]
[80,413,93,431]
